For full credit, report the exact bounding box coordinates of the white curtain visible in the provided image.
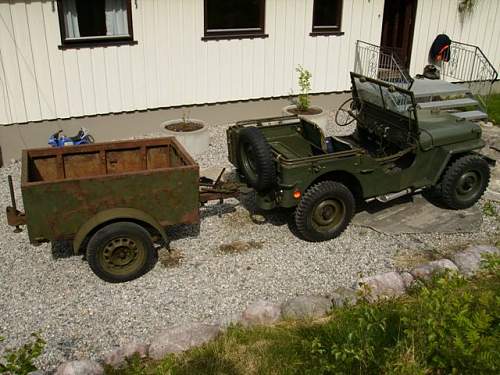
[64,0,80,38]
[105,0,129,36]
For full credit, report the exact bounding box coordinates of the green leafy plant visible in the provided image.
[112,254,500,375]
[0,333,45,375]
[295,65,312,112]
[458,0,478,23]
[482,201,497,217]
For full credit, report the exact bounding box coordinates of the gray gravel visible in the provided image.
[0,110,499,371]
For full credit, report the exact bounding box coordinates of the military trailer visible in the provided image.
[6,137,237,282]
[227,72,495,242]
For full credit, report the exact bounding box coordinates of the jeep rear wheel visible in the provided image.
[238,127,276,192]
[440,155,490,209]
[86,222,157,283]
[295,181,355,242]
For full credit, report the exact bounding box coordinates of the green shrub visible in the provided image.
[0,333,45,375]
[307,261,500,374]
[296,65,312,112]
[112,255,500,375]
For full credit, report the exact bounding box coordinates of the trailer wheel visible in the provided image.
[295,181,355,242]
[86,222,157,283]
[238,127,276,192]
[440,155,490,209]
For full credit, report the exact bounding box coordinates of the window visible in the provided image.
[203,0,267,40]
[311,0,344,36]
[57,0,134,47]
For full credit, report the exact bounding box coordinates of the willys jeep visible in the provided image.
[227,72,495,242]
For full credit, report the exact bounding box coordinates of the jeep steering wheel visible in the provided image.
[335,98,360,127]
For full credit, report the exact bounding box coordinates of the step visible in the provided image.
[450,110,488,121]
[417,98,478,110]
[411,79,470,98]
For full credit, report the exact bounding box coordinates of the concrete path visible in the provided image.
[353,195,482,234]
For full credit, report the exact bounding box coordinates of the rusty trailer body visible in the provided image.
[6,137,234,282]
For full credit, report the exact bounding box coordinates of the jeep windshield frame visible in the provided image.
[350,72,419,139]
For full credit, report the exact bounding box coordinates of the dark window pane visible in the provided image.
[76,0,106,37]
[313,0,342,30]
[206,0,263,31]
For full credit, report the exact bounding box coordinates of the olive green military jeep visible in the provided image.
[226,72,495,242]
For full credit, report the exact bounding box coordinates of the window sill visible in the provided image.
[58,40,138,50]
[309,31,345,37]
[202,33,269,41]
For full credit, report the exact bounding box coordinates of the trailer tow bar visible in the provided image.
[6,175,25,233]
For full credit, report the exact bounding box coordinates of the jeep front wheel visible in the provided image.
[86,222,157,283]
[440,155,490,210]
[295,181,355,242]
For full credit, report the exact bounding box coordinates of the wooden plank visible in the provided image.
[40,0,70,119]
[25,0,56,120]
[129,1,147,110]
[263,0,277,96]
[117,45,135,112]
[77,48,97,115]
[155,0,170,105]
[104,46,123,113]
[10,1,42,121]
[62,49,84,117]
[90,47,110,114]
[0,48,11,124]
[0,1,27,123]
[219,40,233,101]
[142,0,159,108]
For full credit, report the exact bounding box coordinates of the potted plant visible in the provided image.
[283,65,327,131]
[161,112,209,156]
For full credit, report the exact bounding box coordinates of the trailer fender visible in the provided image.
[73,208,168,254]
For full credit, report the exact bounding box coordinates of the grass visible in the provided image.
[487,93,500,124]
[107,255,500,375]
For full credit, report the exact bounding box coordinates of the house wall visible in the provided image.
[410,0,500,77]
[0,0,385,125]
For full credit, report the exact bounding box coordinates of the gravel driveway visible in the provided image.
[0,116,498,371]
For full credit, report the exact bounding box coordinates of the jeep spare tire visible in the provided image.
[238,127,276,192]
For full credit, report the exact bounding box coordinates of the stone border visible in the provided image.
[52,244,499,375]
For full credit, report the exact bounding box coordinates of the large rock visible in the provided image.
[400,272,415,289]
[330,287,358,307]
[241,300,281,326]
[217,312,242,331]
[55,360,103,375]
[149,323,220,360]
[357,272,406,302]
[281,295,333,320]
[102,342,149,368]
[410,259,458,280]
[451,245,499,275]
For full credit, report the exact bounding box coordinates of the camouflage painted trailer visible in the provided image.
[6,137,237,282]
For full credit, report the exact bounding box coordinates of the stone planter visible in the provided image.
[160,119,209,156]
[282,105,328,133]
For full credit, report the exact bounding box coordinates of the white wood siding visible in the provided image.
[410,0,500,77]
[0,0,385,125]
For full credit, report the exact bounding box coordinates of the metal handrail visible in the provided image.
[441,41,498,83]
[441,40,498,108]
[354,40,413,90]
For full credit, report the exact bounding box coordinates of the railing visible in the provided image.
[441,41,498,107]
[354,40,413,90]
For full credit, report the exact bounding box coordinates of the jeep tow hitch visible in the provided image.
[6,175,26,233]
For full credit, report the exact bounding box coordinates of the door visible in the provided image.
[380,0,418,69]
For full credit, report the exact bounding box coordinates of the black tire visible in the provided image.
[295,181,355,242]
[440,155,490,209]
[86,222,157,283]
[238,127,276,192]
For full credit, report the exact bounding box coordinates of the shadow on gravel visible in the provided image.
[51,240,74,259]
